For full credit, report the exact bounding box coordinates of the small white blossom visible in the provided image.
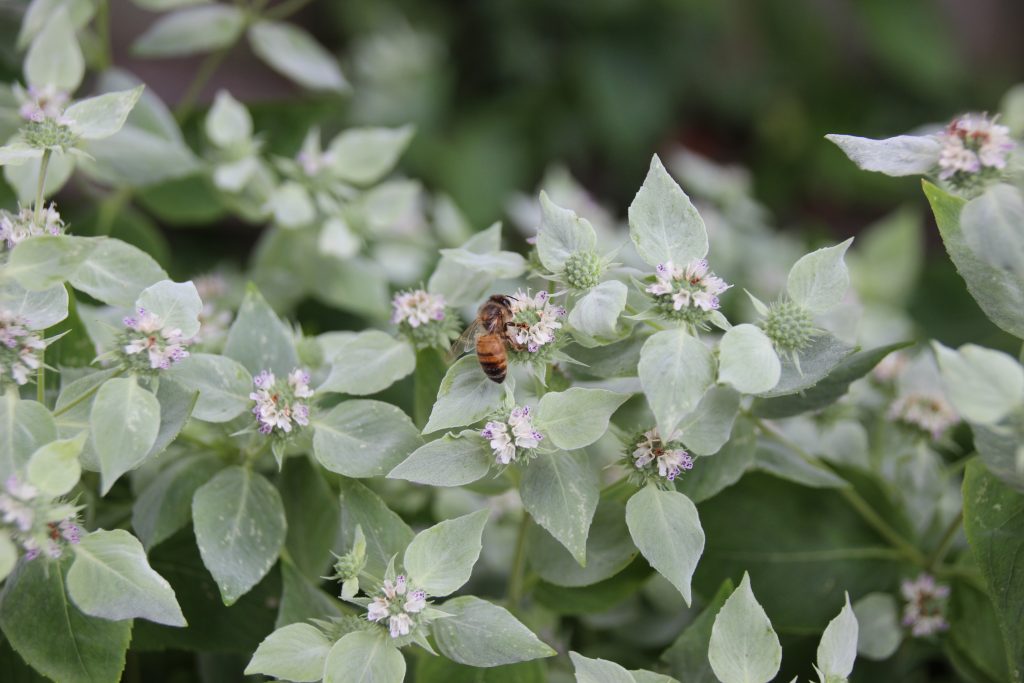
[646,259,730,322]
[481,405,544,465]
[250,369,313,435]
[508,290,565,354]
[632,428,693,482]
[365,574,429,639]
[391,289,446,328]
[0,475,80,561]
[0,310,46,387]
[938,114,1014,180]
[121,308,192,371]
[888,392,958,440]
[16,84,71,124]
[0,204,65,250]
[901,574,950,637]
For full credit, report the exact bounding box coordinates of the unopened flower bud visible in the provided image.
[563,250,604,290]
[761,299,816,352]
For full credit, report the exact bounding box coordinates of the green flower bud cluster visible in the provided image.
[563,250,604,290]
[22,119,77,151]
[760,299,816,352]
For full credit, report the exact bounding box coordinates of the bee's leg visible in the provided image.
[504,322,529,351]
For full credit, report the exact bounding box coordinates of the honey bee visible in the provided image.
[448,295,525,383]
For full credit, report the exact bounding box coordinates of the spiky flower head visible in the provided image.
[480,405,544,466]
[0,474,81,561]
[391,289,462,350]
[938,113,1014,190]
[645,258,730,325]
[118,308,193,374]
[507,289,567,366]
[563,250,605,290]
[900,573,950,637]
[760,298,817,353]
[15,84,77,151]
[888,392,958,440]
[625,427,693,488]
[0,311,46,387]
[250,368,314,437]
[0,204,65,250]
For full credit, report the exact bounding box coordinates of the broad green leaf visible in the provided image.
[92,376,161,494]
[786,239,853,315]
[817,594,859,681]
[205,90,252,148]
[245,623,332,683]
[313,400,422,478]
[757,333,855,398]
[18,0,95,49]
[0,531,14,582]
[960,184,1024,277]
[947,577,1012,683]
[416,656,546,683]
[851,593,901,660]
[78,127,201,187]
[64,86,144,140]
[933,342,1024,426]
[267,181,315,228]
[132,453,224,550]
[319,216,361,259]
[537,191,598,272]
[676,418,757,504]
[0,280,67,329]
[26,431,85,496]
[708,573,782,683]
[132,5,245,57]
[167,353,251,422]
[825,134,941,176]
[223,285,299,377]
[193,466,287,605]
[521,450,600,565]
[275,560,342,628]
[924,181,1024,339]
[319,331,415,396]
[67,237,168,307]
[536,387,629,450]
[6,235,96,291]
[527,500,636,587]
[337,479,413,580]
[0,393,56,480]
[532,559,650,615]
[427,223,518,306]
[625,486,704,605]
[248,20,349,92]
[631,670,679,683]
[147,378,197,460]
[136,279,203,338]
[638,329,715,438]
[973,413,1024,492]
[388,430,491,487]
[279,457,339,579]
[432,596,555,667]
[848,207,922,306]
[662,579,734,683]
[437,248,527,279]
[404,508,489,596]
[569,280,629,343]
[0,142,43,166]
[423,354,505,433]
[0,555,131,683]
[963,460,1024,679]
[754,443,846,489]
[570,651,634,683]
[67,528,186,626]
[326,125,413,186]
[24,7,84,91]
[718,324,781,394]
[675,385,741,456]
[628,154,708,267]
[323,630,405,683]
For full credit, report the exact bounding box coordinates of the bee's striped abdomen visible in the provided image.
[476,334,508,383]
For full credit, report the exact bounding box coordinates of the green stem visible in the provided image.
[174,46,234,121]
[34,149,52,226]
[927,510,964,571]
[52,368,124,418]
[265,0,316,20]
[507,513,530,610]
[96,188,132,236]
[95,0,112,71]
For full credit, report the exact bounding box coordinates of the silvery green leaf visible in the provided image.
[437,248,527,279]
[570,651,635,683]
[0,393,57,480]
[754,443,846,489]
[423,354,505,433]
[631,672,679,683]
[537,191,598,272]
[0,530,15,582]
[527,500,636,587]
[132,5,245,57]
[92,376,161,494]
[18,0,94,50]
[193,466,286,605]
[628,154,708,267]
[246,623,332,682]
[69,237,168,307]
[5,235,96,290]
[961,184,1024,276]
[24,7,84,91]
[167,352,252,422]
[136,279,203,338]
[625,486,704,605]
[817,593,858,681]
[535,387,630,450]
[4,149,75,203]
[427,223,510,306]
[267,181,315,229]
[432,596,556,667]
[403,508,488,596]
[0,280,68,329]
[825,133,941,176]
[675,385,741,456]
[204,90,252,148]
[851,593,901,660]
[568,280,628,342]
[638,329,716,438]
[223,285,299,377]
[387,430,491,487]
[0,142,44,166]
[213,156,258,192]
[278,459,339,581]
[319,216,361,259]
[132,453,224,550]
[319,331,415,396]
[64,86,144,140]
[248,20,349,93]
[276,560,342,628]
[147,378,197,463]
[758,333,855,398]
[67,528,186,627]
[77,126,201,187]
[313,400,422,478]
[786,238,854,315]
[53,370,114,465]
[338,479,413,580]
[323,630,405,683]
[708,573,782,683]
[520,450,599,566]
[933,341,1024,425]
[718,324,781,395]
[26,431,85,496]
[326,125,414,186]
[677,418,757,504]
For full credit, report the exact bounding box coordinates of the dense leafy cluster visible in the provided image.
[0,3,1021,683]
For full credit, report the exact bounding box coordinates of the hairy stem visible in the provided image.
[507,512,530,610]
[34,149,52,226]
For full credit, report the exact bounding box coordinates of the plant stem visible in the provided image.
[34,149,52,226]
[174,47,233,121]
[927,509,964,570]
[95,0,112,71]
[507,512,530,610]
[52,368,124,418]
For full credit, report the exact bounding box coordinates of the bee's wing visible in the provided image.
[445,319,483,364]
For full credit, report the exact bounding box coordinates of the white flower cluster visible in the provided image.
[366,574,427,638]
[0,204,65,249]
[16,84,70,124]
[121,308,193,371]
[646,258,730,314]
[391,289,446,328]
[901,573,950,637]
[938,114,1014,181]
[632,428,693,482]
[888,392,958,440]
[0,475,80,560]
[481,406,544,465]
[0,310,45,386]
[509,289,565,353]
[250,369,314,435]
